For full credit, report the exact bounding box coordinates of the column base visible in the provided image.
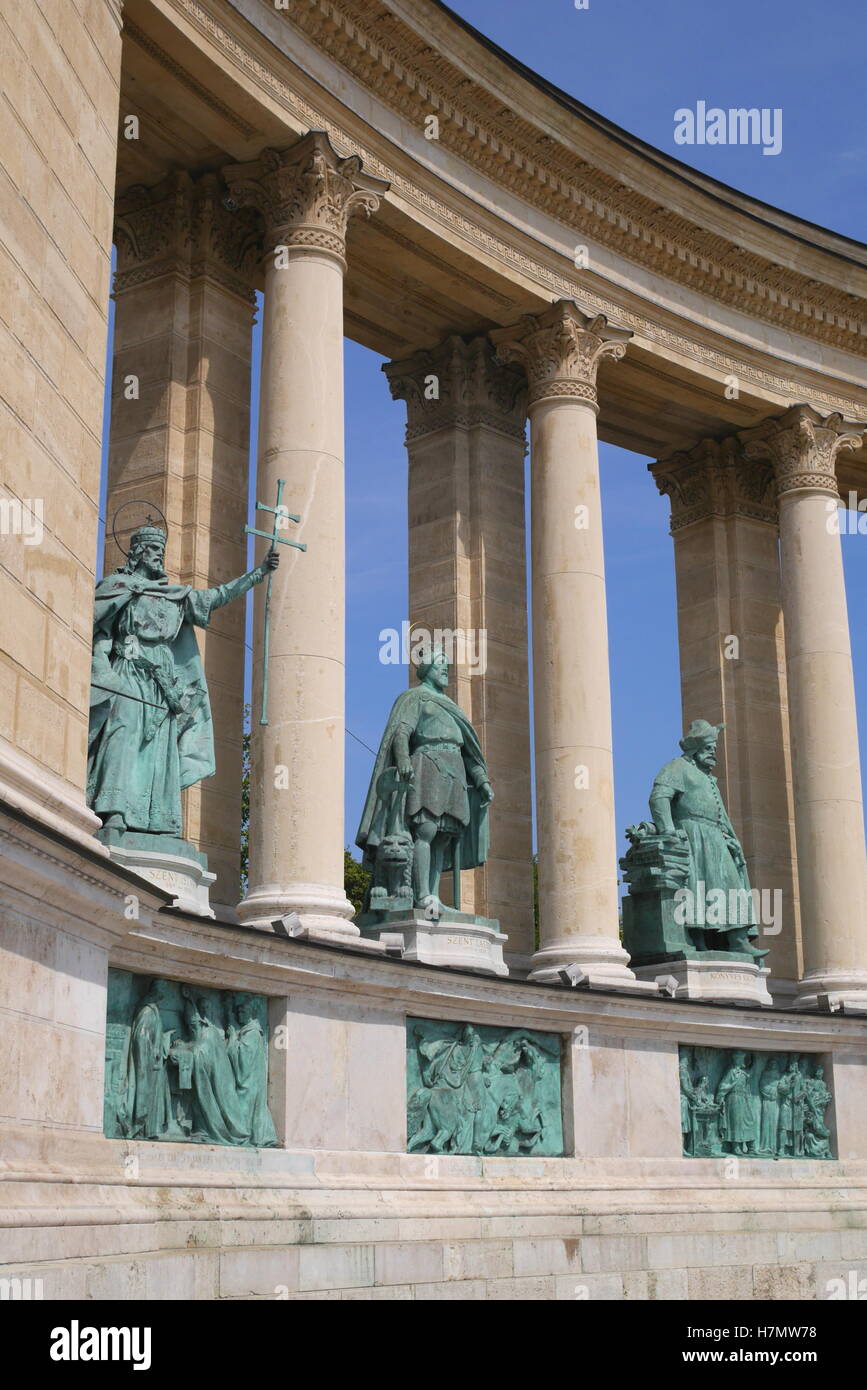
[528,936,636,987]
[791,969,867,1013]
[236,881,359,941]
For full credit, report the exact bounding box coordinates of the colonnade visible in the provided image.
[104,129,867,1009]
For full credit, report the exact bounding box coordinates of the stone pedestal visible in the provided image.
[224,134,389,942]
[97,831,216,918]
[358,909,508,976]
[635,956,773,1006]
[491,302,634,987]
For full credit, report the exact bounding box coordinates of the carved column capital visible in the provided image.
[222,131,389,270]
[384,336,527,441]
[490,300,631,411]
[113,171,259,301]
[739,404,864,498]
[651,435,777,531]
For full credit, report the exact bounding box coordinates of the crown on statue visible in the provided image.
[129,518,167,549]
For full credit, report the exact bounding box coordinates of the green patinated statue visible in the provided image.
[87,521,277,847]
[406,1018,563,1156]
[356,650,493,920]
[678,1045,832,1159]
[104,969,277,1148]
[621,719,768,963]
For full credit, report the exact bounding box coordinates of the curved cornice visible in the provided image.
[251,0,865,352]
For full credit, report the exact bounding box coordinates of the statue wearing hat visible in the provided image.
[87,520,277,853]
[620,719,768,964]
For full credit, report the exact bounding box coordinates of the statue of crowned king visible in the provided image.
[87,516,277,913]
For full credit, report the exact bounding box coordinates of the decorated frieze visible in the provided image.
[679,1045,833,1159]
[104,970,278,1148]
[406,1018,564,1156]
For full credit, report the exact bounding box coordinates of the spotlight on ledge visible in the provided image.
[272,912,307,939]
[656,975,680,999]
[558,965,591,989]
[380,932,406,960]
[816,993,844,1015]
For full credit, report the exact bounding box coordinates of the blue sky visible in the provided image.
[101,0,867,874]
[339,0,867,858]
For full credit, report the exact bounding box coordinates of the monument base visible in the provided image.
[634,954,773,1006]
[357,908,509,976]
[96,829,216,918]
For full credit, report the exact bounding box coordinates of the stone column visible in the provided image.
[384,337,534,961]
[225,134,389,938]
[106,173,260,908]
[491,302,634,984]
[650,436,801,989]
[741,405,867,1009]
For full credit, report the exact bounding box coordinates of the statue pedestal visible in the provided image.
[634,954,773,1007]
[97,830,216,919]
[357,909,509,977]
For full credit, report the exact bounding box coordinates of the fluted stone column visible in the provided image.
[491,302,634,984]
[741,405,867,1009]
[651,436,801,989]
[225,133,389,938]
[107,172,260,908]
[384,337,534,961]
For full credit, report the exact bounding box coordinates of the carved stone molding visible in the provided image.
[739,405,866,498]
[651,435,777,531]
[490,301,631,411]
[237,0,865,353]
[165,0,865,412]
[113,171,260,301]
[222,130,389,269]
[384,335,527,441]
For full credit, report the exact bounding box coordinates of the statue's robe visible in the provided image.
[125,998,173,1140]
[355,684,490,873]
[188,1017,249,1146]
[758,1071,782,1153]
[228,1019,277,1148]
[716,1063,754,1145]
[652,755,759,940]
[87,571,248,834]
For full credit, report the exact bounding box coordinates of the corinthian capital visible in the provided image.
[222,131,389,269]
[490,300,631,410]
[651,435,776,531]
[113,171,260,300]
[384,336,527,441]
[739,404,864,498]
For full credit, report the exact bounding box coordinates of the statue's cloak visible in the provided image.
[89,572,216,791]
[355,685,489,873]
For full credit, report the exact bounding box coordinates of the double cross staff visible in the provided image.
[245,479,306,726]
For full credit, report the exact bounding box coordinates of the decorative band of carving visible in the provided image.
[403,410,526,442]
[776,472,841,497]
[528,379,598,409]
[272,225,348,263]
